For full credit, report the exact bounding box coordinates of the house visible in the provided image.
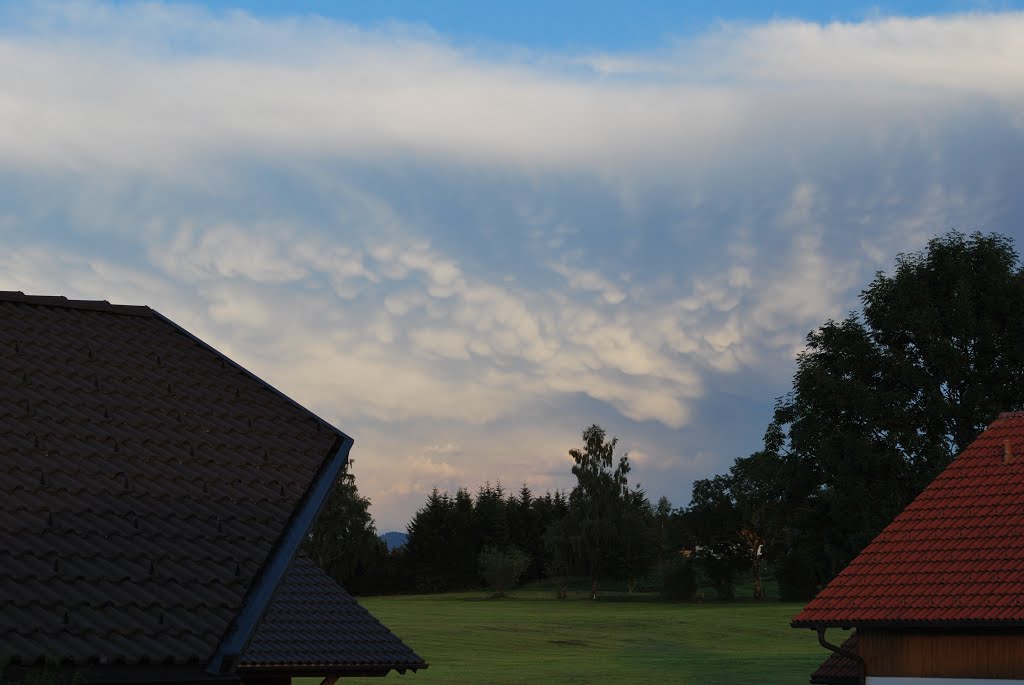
[0,292,426,684]
[793,411,1024,684]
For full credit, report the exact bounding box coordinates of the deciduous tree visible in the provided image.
[569,425,631,598]
[768,230,1024,590]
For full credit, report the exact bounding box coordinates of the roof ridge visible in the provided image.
[0,291,153,317]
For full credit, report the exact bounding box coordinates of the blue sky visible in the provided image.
[2,1,1024,531]
[149,1,1024,49]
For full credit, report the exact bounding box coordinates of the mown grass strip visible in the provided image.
[294,591,846,685]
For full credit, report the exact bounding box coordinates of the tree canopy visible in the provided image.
[304,470,388,595]
[767,230,1024,593]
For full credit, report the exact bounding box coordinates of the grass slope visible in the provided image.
[295,591,844,685]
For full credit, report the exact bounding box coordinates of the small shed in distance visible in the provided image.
[794,411,1024,684]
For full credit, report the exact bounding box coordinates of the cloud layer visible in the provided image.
[2,2,1023,529]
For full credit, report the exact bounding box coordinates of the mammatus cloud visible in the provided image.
[1,2,1023,528]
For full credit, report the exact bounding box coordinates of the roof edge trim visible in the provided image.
[147,308,346,437]
[206,435,354,675]
[793,620,1024,630]
[0,291,153,317]
[238,662,427,674]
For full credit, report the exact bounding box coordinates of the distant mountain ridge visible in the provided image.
[381,531,408,551]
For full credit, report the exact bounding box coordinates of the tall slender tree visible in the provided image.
[565,424,632,598]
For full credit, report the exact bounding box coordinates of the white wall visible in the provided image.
[868,678,1024,684]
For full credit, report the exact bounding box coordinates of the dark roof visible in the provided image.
[794,412,1024,628]
[0,293,347,671]
[809,633,858,685]
[242,556,425,675]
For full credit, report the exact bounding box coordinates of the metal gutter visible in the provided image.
[817,627,865,685]
[206,435,354,675]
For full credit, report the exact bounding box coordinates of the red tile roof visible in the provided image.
[793,411,1024,628]
[0,293,421,679]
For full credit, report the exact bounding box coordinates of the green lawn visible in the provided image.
[294,591,845,685]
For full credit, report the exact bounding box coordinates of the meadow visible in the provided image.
[295,588,846,685]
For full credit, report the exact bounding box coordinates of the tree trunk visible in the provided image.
[752,553,764,600]
[740,528,765,600]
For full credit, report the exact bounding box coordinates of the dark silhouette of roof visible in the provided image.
[0,292,424,682]
[242,556,424,676]
[809,633,858,685]
[794,411,1024,628]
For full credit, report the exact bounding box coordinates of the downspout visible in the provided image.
[207,435,354,675]
[816,627,865,685]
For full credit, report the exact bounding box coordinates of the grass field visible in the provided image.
[294,590,846,685]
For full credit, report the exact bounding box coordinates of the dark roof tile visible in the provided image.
[242,557,426,674]
[0,293,342,666]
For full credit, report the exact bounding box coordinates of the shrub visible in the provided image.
[479,546,530,597]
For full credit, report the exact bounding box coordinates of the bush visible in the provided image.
[479,546,530,597]
[660,556,698,601]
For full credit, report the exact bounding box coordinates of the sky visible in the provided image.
[2,1,1024,532]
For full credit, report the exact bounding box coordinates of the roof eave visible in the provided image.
[793,619,1024,631]
[239,662,428,677]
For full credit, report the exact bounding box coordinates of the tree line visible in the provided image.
[308,231,1024,601]
[307,425,689,597]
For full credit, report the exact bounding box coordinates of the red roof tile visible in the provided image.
[794,411,1024,627]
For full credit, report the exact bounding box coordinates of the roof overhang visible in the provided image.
[238,662,426,677]
[794,620,1024,631]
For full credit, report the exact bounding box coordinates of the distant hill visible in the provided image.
[381,531,408,551]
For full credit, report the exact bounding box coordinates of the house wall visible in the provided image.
[867,679,1024,684]
[860,631,1024,679]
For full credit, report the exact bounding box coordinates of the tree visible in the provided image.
[508,484,548,582]
[474,482,510,551]
[685,475,747,600]
[619,486,658,592]
[542,516,574,598]
[660,554,698,601]
[404,489,458,592]
[478,546,530,597]
[566,424,632,598]
[768,230,1024,590]
[653,496,674,556]
[728,451,786,600]
[305,471,388,595]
